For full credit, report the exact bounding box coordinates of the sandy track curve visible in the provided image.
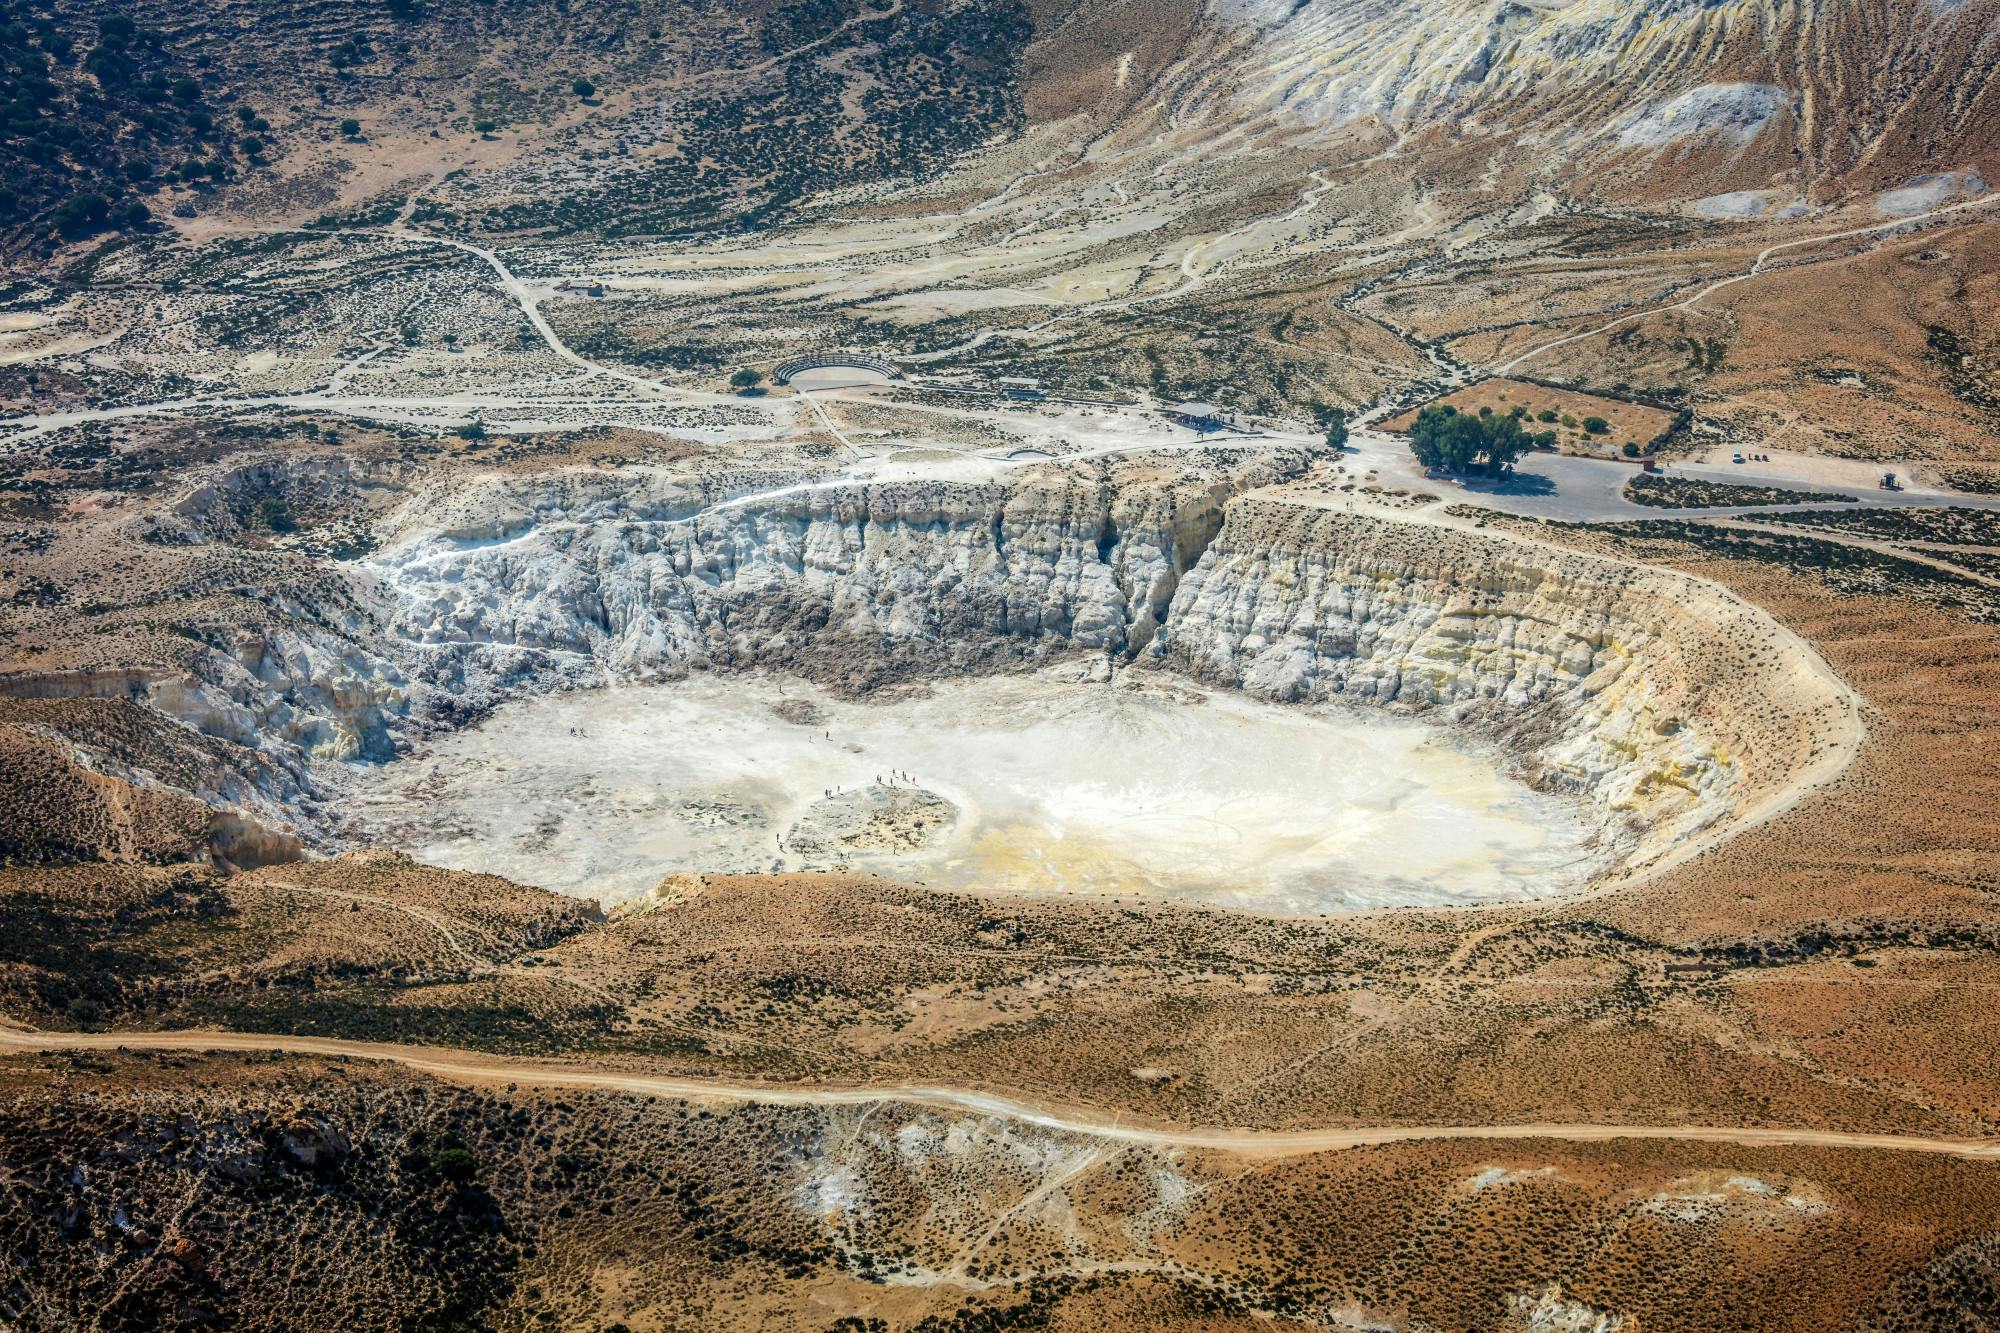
[5,1026,1995,1161]
[1494,191,2000,375]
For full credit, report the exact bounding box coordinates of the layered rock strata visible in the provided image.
[23,461,1858,884]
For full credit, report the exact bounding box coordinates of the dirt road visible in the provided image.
[5,1025,1996,1161]
[1494,191,2000,375]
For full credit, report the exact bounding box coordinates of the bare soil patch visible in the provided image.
[1383,378,1677,455]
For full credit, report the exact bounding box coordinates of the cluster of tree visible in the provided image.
[0,4,261,244]
[328,36,377,71]
[1407,403,1556,477]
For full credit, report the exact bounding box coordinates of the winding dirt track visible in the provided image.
[1493,191,2000,375]
[5,1026,1997,1161]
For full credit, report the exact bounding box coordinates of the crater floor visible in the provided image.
[340,672,1606,912]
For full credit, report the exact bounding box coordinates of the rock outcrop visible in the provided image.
[324,467,1858,878]
[1159,500,1856,867]
[10,453,1854,884]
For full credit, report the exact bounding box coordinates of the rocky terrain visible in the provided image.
[0,440,1859,885]
[11,1048,2000,1333]
[5,0,2000,1327]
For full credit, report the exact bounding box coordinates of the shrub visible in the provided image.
[1582,415,1610,434]
[432,1146,478,1183]
[48,192,111,236]
[1537,409,1557,422]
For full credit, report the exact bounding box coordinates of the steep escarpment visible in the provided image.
[347,467,1857,876]
[1161,500,1860,869]
[374,465,1243,697]
[1,451,1859,885]
[1189,0,2000,201]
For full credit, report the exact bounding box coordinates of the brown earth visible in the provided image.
[2,1048,1996,1331]
[1382,379,1679,455]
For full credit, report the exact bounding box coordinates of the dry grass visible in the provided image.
[3,1048,1996,1331]
[1382,378,1677,454]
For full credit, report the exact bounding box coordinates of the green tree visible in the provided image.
[572,77,595,98]
[49,192,110,236]
[1322,407,1349,452]
[339,117,360,138]
[1582,415,1610,435]
[1407,404,1529,478]
[729,368,764,390]
[1537,409,1558,423]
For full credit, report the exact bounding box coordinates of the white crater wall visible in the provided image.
[1157,499,1859,869]
[332,470,1859,881]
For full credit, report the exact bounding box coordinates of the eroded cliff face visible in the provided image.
[372,467,1238,693]
[1157,500,1855,868]
[102,459,1856,883]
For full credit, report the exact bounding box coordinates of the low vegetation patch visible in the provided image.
[1759,505,2000,546]
[1579,519,2000,621]
[1385,378,1676,456]
[1625,475,1859,509]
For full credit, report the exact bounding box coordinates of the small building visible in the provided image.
[1166,401,1226,431]
[995,376,1041,391]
